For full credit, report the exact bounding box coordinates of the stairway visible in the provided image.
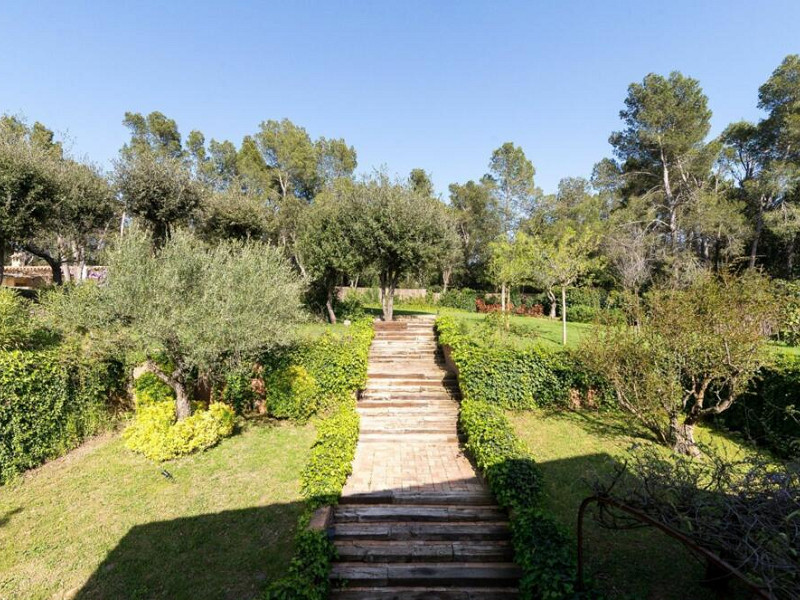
[330,315,520,599]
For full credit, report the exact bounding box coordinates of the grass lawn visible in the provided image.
[364,303,591,347]
[0,421,315,600]
[509,408,756,599]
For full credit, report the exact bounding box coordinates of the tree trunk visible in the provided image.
[547,289,556,319]
[561,285,567,346]
[749,201,765,268]
[23,244,63,285]
[787,234,796,279]
[442,267,452,294]
[669,416,700,456]
[325,286,337,324]
[501,282,506,313]
[380,272,396,321]
[174,379,192,420]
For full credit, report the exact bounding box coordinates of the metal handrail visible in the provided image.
[576,494,772,599]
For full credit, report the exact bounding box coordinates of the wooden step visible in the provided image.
[332,522,511,542]
[333,540,514,563]
[340,490,495,506]
[334,505,506,523]
[329,562,521,587]
[331,586,519,599]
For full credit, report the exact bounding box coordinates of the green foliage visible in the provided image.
[438,288,477,311]
[0,287,32,350]
[123,390,236,462]
[437,315,608,409]
[566,304,597,323]
[220,367,257,414]
[0,348,119,483]
[775,279,800,346]
[300,395,360,508]
[722,355,800,457]
[441,315,588,598]
[132,372,175,405]
[265,365,320,423]
[265,319,373,599]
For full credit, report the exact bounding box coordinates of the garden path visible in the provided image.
[329,315,520,598]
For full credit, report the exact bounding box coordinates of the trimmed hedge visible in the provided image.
[0,347,123,483]
[265,317,374,599]
[437,315,597,599]
[436,316,611,410]
[721,355,800,457]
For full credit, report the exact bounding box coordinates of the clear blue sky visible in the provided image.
[1,1,798,196]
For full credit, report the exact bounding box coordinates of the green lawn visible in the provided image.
[0,421,315,600]
[509,408,755,599]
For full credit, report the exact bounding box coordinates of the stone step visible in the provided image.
[331,586,519,599]
[340,490,495,506]
[334,505,506,524]
[333,540,514,563]
[329,562,521,587]
[368,373,453,381]
[332,522,511,542]
[358,400,458,410]
[357,408,458,417]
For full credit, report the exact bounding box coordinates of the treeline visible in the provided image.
[1,54,798,318]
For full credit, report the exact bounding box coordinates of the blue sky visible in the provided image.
[1,1,798,196]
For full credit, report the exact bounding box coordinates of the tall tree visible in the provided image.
[409,168,435,198]
[448,178,502,286]
[610,72,716,251]
[487,142,536,236]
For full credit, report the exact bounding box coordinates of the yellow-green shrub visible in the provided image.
[265,365,319,422]
[125,374,236,461]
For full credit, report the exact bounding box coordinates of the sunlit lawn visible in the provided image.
[0,421,315,600]
[510,408,756,599]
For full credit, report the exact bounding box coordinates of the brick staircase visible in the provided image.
[329,316,520,599]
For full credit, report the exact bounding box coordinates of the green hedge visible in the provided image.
[438,288,478,312]
[265,317,373,599]
[436,316,611,410]
[437,315,597,599]
[0,347,123,483]
[720,355,800,457]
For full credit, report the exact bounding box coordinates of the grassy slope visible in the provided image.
[0,421,315,600]
[510,409,755,600]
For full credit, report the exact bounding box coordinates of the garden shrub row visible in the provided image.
[265,317,374,600]
[0,346,125,483]
[437,315,600,599]
[436,316,611,410]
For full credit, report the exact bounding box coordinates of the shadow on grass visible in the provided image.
[74,502,303,600]
[0,507,22,528]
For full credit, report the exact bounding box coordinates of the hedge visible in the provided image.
[720,354,800,458]
[437,315,600,599]
[265,317,374,599]
[0,347,123,483]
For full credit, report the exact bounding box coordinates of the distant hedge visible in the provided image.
[0,347,124,483]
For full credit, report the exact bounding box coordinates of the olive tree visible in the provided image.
[584,271,777,455]
[346,175,456,320]
[99,229,304,419]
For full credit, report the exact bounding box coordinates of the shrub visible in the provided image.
[265,365,319,423]
[774,279,800,346]
[265,318,373,599]
[220,367,258,414]
[438,315,589,598]
[0,287,32,350]
[123,396,235,462]
[439,288,477,312]
[721,355,800,457]
[334,295,365,320]
[566,304,596,323]
[0,347,119,482]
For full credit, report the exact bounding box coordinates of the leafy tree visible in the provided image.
[345,174,455,320]
[409,168,435,198]
[488,232,532,316]
[488,142,536,236]
[94,229,304,419]
[121,111,183,160]
[197,184,271,243]
[584,271,777,455]
[299,180,364,323]
[530,227,600,344]
[448,178,502,286]
[115,151,204,247]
